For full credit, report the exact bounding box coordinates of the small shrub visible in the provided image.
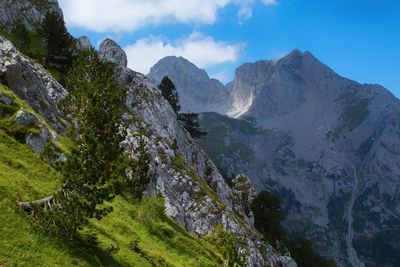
[135,196,165,227]
[172,154,185,171]
[208,224,243,266]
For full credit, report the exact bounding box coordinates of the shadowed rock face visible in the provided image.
[148,56,230,114]
[162,51,400,266]
[0,35,67,132]
[0,0,63,32]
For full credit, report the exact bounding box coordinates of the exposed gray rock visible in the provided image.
[116,64,296,266]
[0,92,12,105]
[0,0,63,32]
[148,56,230,114]
[99,38,127,67]
[195,51,400,266]
[15,109,39,126]
[0,35,67,132]
[26,125,51,154]
[0,28,295,265]
[76,36,91,51]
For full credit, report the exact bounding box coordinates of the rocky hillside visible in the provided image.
[0,0,62,32]
[0,1,296,265]
[153,52,400,266]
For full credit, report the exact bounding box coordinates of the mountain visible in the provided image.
[148,56,230,114]
[0,1,296,266]
[153,52,400,266]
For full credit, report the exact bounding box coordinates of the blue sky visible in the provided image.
[60,0,400,97]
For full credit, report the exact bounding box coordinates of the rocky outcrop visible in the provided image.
[0,92,12,105]
[15,109,39,126]
[99,38,128,67]
[76,36,91,51]
[0,0,63,32]
[0,35,67,132]
[112,60,296,266]
[148,56,230,114]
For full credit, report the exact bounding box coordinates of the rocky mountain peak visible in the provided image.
[149,56,210,82]
[76,35,91,51]
[148,56,229,114]
[99,38,128,67]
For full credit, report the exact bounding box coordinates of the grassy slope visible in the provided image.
[0,85,224,266]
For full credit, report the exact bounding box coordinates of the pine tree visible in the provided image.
[178,112,207,139]
[126,136,153,200]
[38,12,74,78]
[158,76,180,114]
[11,23,31,54]
[32,48,127,240]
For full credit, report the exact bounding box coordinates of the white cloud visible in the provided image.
[124,32,243,74]
[59,0,277,32]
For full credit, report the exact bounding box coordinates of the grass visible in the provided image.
[0,127,226,266]
[0,86,227,266]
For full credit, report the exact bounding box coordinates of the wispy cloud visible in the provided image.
[59,0,277,32]
[124,32,244,74]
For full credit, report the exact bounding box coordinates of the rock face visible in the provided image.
[0,0,63,32]
[194,51,400,266]
[0,27,296,266]
[0,92,12,105]
[110,59,297,266]
[148,56,230,114]
[0,35,67,132]
[15,109,39,126]
[76,36,91,51]
[99,38,128,67]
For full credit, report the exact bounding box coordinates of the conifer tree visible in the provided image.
[158,76,180,114]
[126,136,153,200]
[178,112,207,139]
[38,12,74,77]
[11,23,31,54]
[33,48,127,240]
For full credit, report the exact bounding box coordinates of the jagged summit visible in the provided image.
[76,36,91,51]
[148,55,229,114]
[99,38,128,67]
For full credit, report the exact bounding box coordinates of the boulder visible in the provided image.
[0,92,12,105]
[15,110,39,126]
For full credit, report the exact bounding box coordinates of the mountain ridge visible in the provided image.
[151,52,400,266]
